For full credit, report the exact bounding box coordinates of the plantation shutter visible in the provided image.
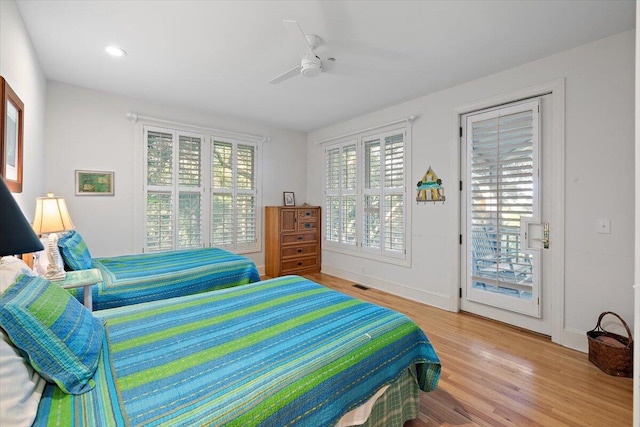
[325,147,340,243]
[146,130,174,252]
[341,144,357,246]
[383,132,404,254]
[211,140,257,248]
[145,128,204,252]
[212,141,234,246]
[236,144,256,246]
[324,143,357,247]
[469,107,536,290]
[143,123,261,254]
[177,135,202,249]
[363,138,381,249]
[323,124,408,263]
[362,130,405,257]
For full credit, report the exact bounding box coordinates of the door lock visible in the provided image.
[542,222,550,249]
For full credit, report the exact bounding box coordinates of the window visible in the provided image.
[324,125,409,263]
[143,125,260,253]
[211,140,257,249]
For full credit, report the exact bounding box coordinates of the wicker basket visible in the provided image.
[586,311,633,377]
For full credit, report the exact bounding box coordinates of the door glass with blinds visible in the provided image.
[465,100,541,317]
[145,127,204,252]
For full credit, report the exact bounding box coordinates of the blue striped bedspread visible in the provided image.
[70,247,260,310]
[34,275,441,426]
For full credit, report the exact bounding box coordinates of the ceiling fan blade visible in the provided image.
[268,64,301,84]
[283,19,315,58]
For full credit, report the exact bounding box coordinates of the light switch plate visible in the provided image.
[597,218,611,234]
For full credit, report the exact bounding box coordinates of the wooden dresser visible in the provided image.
[265,206,321,277]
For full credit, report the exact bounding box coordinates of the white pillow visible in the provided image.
[33,237,64,277]
[0,330,46,427]
[0,257,46,427]
[0,256,36,294]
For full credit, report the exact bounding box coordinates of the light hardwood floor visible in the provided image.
[302,272,633,427]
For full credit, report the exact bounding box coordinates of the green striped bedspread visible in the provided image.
[69,248,260,310]
[34,275,441,426]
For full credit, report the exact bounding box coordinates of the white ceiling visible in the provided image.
[16,0,635,133]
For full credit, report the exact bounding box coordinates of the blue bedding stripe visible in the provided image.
[69,248,260,310]
[32,332,128,426]
[36,275,441,426]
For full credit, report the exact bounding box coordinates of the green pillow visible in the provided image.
[57,230,93,270]
[0,275,104,394]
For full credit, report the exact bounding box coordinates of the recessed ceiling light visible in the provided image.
[105,45,127,57]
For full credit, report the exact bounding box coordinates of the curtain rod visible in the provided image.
[314,115,416,145]
[126,113,270,143]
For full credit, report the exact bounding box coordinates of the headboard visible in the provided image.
[22,253,34,269]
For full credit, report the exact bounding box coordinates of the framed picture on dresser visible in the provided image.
[283,191,295,206]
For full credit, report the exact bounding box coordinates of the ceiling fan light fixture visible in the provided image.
[301,56,321,78]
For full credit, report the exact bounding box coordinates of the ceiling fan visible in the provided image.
[269,20,335,84]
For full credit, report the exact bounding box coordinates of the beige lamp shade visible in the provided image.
[32,193,75,235]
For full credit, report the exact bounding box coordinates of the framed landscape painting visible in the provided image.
[75,170,114,196]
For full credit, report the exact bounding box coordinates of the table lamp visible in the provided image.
[32,193,75,280]
[0,178,44,264]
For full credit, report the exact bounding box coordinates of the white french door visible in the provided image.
[461,97,553,334]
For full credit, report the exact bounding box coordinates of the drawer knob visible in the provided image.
[297,236,303,240]
[297,249,303,253]
[297,262,303,266]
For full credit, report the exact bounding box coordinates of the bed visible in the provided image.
[0,268,441,427]
[41,231,261,310]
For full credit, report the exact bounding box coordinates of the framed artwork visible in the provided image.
[283,191,295,206]
[75,170,114,196]
[0,77,24,193]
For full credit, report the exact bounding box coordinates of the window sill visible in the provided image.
[323,245,411,268]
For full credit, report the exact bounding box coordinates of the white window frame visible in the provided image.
[322,121,412,267]
[136,119,263,255]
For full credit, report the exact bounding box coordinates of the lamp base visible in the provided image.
[43,233,66,281]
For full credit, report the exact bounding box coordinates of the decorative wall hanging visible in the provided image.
[416,166,445,203]
[0,77,24,193]
[75,170,114,196]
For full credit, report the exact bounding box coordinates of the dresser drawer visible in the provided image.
[297,220,317,232]
[297,209,319,220]
[281,256,318,273]
[282,243,317,259]
[282,232,317,245]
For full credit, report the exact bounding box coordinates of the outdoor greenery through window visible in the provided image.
[324,126,408,262]
[144,125,259,253]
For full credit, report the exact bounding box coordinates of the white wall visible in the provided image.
[307,30,635,350]
[0,0,46,216]
[44,82,307,269]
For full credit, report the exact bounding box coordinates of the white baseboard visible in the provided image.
[560,327,588,353]
[321,265,453,311]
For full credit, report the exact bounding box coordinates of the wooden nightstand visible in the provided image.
[55,268,102,311]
